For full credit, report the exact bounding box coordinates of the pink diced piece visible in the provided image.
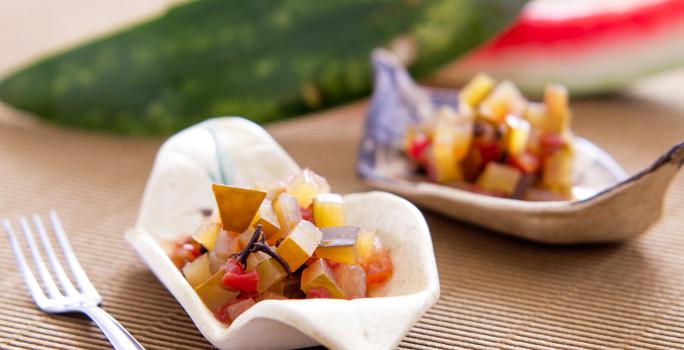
[333,264,367,299]
[227,298,256,322]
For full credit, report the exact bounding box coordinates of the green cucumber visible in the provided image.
[0,0,526,135]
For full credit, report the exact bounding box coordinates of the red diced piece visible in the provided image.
[213,303,231,324]
[306,287,332,299]
[304,256,318,267]
[170,239,202,268]
[540,133,565,155]
[364,238,393,288]
[332,264,366,299]
[181,243,200,259]
[213,294,257,324]
[237,291,259,301]
[477,140,498,165]
[407,134,430,163]
[324,259,340,270]
[221,258,259,294]
[221,271,259,294]
[227,298,256,322]
[300,206,314,222]
[508,152,541,174]
[223,258,244,275]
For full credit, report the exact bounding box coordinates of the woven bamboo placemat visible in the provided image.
[1,68,683,349]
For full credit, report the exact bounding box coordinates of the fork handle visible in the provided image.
[82,306,146,350]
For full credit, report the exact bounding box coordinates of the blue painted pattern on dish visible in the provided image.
[358,49,457,181]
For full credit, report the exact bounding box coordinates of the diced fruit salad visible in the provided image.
[403,74,574,200]
[169,169,393,325]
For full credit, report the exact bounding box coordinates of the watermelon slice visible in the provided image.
[436,0,684,95]
[0,0,527,135]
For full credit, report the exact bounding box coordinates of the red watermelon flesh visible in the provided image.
[436,0,684,95]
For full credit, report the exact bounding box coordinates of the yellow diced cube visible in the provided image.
[315,246,357,265]
[275,220,322,271]
[430,107,471,183]
[544,83,569,118]
[286,168,331,208]
[476,162,522,196]
[313,193,346,228]
[192,221,221,251]
[542,146,574,196]
[431,142,461,184]
[355,228,376,267]
[316,226,359,265]
[271,193,302,245]
[459,72,496,108]
[543,84,572,134]
[524,102,546,130]
[213,230,240,255]
[479,80,527,123]
[504,115,531,156]
[239,227,256,249]
[254,199,280,238]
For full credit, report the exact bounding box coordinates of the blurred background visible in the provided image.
[2,0,683,135]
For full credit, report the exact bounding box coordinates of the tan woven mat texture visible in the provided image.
[1,67,684,349]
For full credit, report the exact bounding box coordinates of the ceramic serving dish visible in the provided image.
[358,49,684,244]
[126,117,439,350]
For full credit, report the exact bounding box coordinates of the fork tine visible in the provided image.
[2,219,49,306]
[20,216,62,299]
[33,214,80,297]
[49,210,100,298]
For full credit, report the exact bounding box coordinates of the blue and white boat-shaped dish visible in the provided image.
[358,49,684,244]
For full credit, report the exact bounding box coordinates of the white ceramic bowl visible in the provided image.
[126,117,440,350]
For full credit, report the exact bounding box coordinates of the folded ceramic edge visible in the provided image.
[126,117,440,350]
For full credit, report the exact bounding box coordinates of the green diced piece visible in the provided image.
[212,184,266,232]
[256,258,287,293]
[182,253,212,288]
[275,220,322,271]
[246,251,269,272]
[270,275,304,299]
[300,259,343,299]
[194,271,238,312]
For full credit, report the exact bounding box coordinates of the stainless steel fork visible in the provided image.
[2,210,145,350]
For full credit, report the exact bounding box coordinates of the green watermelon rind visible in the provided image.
[0,0,526,135]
